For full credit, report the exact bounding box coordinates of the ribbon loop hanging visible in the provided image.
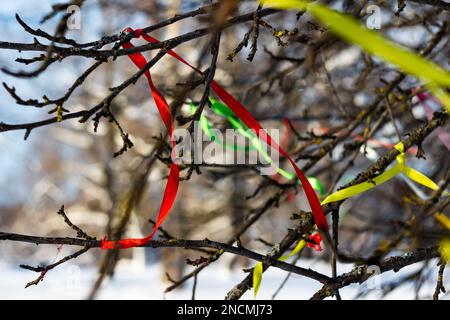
[101,27,329,249]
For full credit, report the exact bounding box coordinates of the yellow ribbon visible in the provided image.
[435,212,450,231]
[253,239,306,298]
[435,212,450,263]
[441,239,450,263]
[321,142,442,206]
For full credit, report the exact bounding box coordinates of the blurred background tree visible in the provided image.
[0,0,449,300]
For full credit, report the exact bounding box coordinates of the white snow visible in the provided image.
[0,256,447,300]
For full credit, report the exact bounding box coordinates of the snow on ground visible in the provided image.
[0,256,447,300]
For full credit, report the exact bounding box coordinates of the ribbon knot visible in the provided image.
[394,142,404,154]
[133,28,144,38]
[394,142,405,168]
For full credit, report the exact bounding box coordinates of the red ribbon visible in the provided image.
[101,28,329,249]
[100,28,180,249]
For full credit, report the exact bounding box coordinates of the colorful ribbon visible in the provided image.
[101,28,329,250]
[321,142,444,206]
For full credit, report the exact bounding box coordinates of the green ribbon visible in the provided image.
[189,98,325,195]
